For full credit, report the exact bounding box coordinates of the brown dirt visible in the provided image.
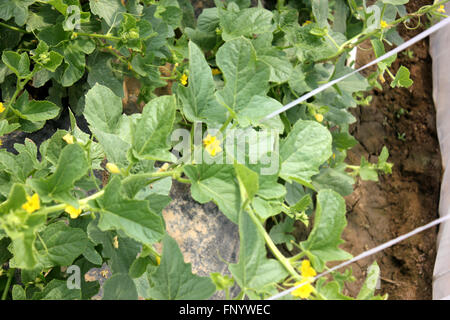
[341,0,442,300]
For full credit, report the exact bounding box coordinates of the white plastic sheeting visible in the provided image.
[430,3,450,300]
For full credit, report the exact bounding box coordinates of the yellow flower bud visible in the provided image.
[180,73,188,86]
[314,113,324,122]
[0,102,5,113]
[106,162,121,174]
[62,133,74,144]
[22,194,40,213]
[156,256,161,265]
[65,205,82,219]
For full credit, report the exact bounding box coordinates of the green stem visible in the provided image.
[37,190,105,216]
[0,22,28,34]
[219,114,234,133]
[75,32,121,41]
[1,68,38,120]
[246,205,301,280]
[319,0,450,62]
[1,268,15,300]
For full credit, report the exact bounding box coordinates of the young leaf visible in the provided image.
[147,234,216,300]
[30,144,89,207]
[391,66,413,88]
[300,190,352,271]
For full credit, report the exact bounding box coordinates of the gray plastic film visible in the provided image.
[430,3,450,300]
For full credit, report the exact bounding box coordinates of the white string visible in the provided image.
[268,214,450,300]
[263,16,450,120]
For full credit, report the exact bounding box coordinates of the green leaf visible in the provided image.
[229,210,288,295]
[312,0,329,28]
[219,7,274,41]
[300,190,352,271]
[312,166,355,197]
[357,261,386,300]
[0,120,19,136]
[131,95,176,162]
[35,222,88,268]
[103,273,138,300]
[2,51,31,77]
[269,218,295,251]
[0,0,35,26]
[381,0,408,5]
[391,66,413,88]
[13,93,60,122]
[234,163,258,201]
[87,219,141,274]
[256,47,292,83]
[216,37,270,114]
[90,177,165,245]
[236,95,284,132]
[31,41,64,72]
[178,41,226,125]
[184,164,241,223]
[84,83,123,133]
[12,285,26,300]
[87,53,124,98]
[89,0,125,26]
[32,279,81,300]
[30,143,89,207]
[280,120,332,186]
[147,234,216,300]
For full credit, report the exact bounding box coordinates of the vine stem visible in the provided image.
[74,32,122,41]
[0,68,38,120]
[318,0,450,62]
[0,22,28,34]
[246,205,301,281]
[1,268,15,300]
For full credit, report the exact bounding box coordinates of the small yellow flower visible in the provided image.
[156,256,161,265]
[302,20,313,26]
[438,5,446,14]
[380,20,389,29]
[100,269,109,278]
[127,62,133,70]
[300,260,317,278]
[332,153,336,160]
[113,236,119,249]
[292,278,315,299]
[157,163,170,172]
[211,68,221,76]
[0,102,5,113]
[379,73,386,83]
[22,193,40,213]
[203,134,222,157]
[180,73,188,86]
[65,205,82,219]
[0,139,2,147]
[314,113,324,122]
[106,162,121,174]
[62,133,74,144]
[107,45,113,50]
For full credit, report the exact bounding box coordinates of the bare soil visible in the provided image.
[341,0,442,300]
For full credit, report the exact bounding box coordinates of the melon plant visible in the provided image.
[0,0,447,300]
